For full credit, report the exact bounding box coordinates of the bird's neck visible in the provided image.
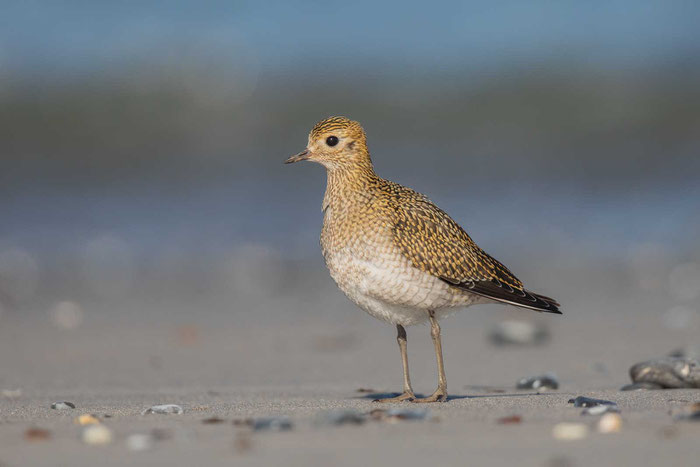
[322,160,379,212]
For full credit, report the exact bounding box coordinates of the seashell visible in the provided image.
[51,401,76,410]
[582,405,620,415]
[81,425,113,445]
[142,404,183,415]
[75,414,100,425]
[552,423,588,441]
[597,413,622,433]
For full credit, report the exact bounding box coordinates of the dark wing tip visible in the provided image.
[442,277,562,314]
[530,292,562,314]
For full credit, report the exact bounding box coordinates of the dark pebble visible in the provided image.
[316,410,365,426]
[568,396,617,408]
[202,417,225,424]
[629,357,700,389]
[516,374,559,390]
[237,417,293,432]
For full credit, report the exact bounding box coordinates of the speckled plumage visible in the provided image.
[321,172,487,325]
[287,116,561,402]
[297,116,560,326]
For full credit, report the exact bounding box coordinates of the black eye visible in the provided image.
[326,136,339,147]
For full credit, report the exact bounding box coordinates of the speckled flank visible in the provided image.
[304,116,559,326]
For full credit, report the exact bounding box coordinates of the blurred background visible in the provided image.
[1,0,699,375]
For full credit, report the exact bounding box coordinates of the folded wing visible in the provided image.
[389,187,561,314]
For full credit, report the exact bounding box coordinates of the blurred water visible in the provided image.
[0,1,698,317]
[4,1,699,73]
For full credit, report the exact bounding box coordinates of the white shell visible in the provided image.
[81,425,113,445]
[552,423,589,441]
[598,413,623,433]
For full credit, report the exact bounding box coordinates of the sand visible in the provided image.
[1,303,699,467]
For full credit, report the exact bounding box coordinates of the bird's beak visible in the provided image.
[285,149,310,164]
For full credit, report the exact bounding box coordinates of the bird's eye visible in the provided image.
[326,136,339,147]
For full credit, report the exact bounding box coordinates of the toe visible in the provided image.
[410,391,447,403]
[373,392,415,403]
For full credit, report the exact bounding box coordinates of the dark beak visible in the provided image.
[285,149,310,164]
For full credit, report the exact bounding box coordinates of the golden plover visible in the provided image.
[286,116,561,402]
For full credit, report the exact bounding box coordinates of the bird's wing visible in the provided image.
[390,192,560,314]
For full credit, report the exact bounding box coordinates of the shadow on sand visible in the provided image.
[356,392,560,402]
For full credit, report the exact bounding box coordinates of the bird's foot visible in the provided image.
[411,388,447,403]
[373,391,416,403]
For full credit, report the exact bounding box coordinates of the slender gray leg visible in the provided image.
[374,324,416,402]
[412,311,448,403]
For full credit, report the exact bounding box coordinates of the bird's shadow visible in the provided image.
[356,391,556,401]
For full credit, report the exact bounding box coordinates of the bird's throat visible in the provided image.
[322,162,378,212]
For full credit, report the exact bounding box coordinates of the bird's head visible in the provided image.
[285,116,372,170]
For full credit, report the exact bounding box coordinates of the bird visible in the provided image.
[285,116,561,403]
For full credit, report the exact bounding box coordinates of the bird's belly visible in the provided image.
[323,247,479,326]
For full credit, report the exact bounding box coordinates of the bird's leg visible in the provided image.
[396,324,416,398]
[374,324,416,402]
[412,311,448,403]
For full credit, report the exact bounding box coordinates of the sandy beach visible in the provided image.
[1,300,698,467]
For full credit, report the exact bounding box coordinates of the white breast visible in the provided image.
[324,247,482,326]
